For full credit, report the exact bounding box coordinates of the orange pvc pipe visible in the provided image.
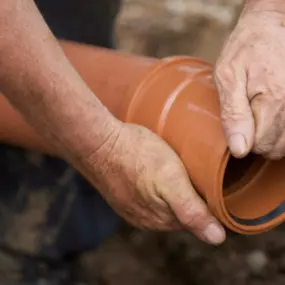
[1,40,285,235]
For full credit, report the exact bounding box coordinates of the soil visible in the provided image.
[78,1,285,285]
[82,227,285,285]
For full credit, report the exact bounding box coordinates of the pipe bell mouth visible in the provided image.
[212,153,285,234]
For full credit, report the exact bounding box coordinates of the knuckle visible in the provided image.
[215,63,233,84]
[127,216,151,230]
[181,206,209,230]
[220,105,251,133]
[151,215,168,227]
[149,211,179,231]
[221,104,244,120]
[267,144,285,160]
[253,140,273,155]
[254,125,283,156]
[214,64,223,80]
[219,96,245,122]
[267,151,284,160]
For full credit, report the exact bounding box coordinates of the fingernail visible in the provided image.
[203,223,225,245]
[229,133,247,157]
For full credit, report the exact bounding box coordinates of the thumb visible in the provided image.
[161,169,226,245]
[214,65,255,158]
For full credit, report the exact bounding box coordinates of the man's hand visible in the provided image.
[82,123,225,245]
[214,0,285,159]
[0,0,225,245]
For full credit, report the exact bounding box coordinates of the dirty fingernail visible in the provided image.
[203,223,225,245]
[229,133,247,157]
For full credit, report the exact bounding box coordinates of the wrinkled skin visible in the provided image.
[215,0,285,160]
[2,0,285,250]
[0,0,225,246]
[80,122,225,245]
[5,0,285,250]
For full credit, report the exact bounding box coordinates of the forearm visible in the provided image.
[0,0,120,160]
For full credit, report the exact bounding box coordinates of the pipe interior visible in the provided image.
[223,154,258,192]
[223,154,285,226]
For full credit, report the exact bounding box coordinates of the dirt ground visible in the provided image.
[78,1,285,285]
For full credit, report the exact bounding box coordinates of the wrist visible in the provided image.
[39,85,124,164]
[70,106,123,162]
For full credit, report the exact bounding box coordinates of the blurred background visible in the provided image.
[116,0,242,62]
[77,1,285,285]
[2,1,285,285]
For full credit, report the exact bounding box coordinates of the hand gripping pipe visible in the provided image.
[0,40,285,235]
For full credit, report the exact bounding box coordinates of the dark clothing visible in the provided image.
[0,0,122,283]
[35,0,121,47]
